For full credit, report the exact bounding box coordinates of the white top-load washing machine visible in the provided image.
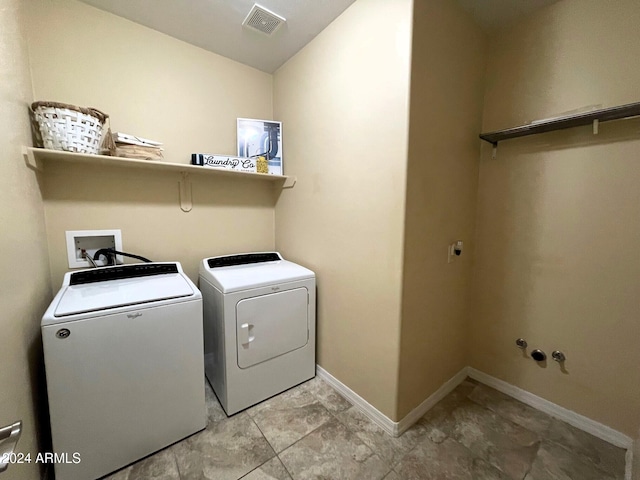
[41,263,206,480]
[199,252,316,415]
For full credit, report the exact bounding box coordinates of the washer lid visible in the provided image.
[200,253,314,293]
[53,272,195,317]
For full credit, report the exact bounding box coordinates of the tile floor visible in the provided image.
[105,377,627,480]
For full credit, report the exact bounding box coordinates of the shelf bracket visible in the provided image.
[283,176,297,189]
[593,119,599,135]
[22,146,42,171]
[491,144,498,160]
[179,172,192,212]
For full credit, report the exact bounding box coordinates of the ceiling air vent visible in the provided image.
[242,4,286,35]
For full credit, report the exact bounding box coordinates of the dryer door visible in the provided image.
[236,288,308,369]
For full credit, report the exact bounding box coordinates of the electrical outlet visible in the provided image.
[65,230,123,268]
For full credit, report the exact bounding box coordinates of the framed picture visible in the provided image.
[237,118,283,175]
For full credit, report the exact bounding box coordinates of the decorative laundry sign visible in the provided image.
[191,154,256,173]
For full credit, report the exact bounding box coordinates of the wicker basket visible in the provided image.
[30,101,108,154]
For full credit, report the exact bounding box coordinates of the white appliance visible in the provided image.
[41,263,206,480]
[199,252,316,415]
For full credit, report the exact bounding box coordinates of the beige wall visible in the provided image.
[0,1,52,478]
[273,0,413,419]
[397,0,486,418]
[26,0,277,287]
[471,0,640,436]
[634,430,640,480]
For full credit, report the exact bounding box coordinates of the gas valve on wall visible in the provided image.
[448,241,463,263]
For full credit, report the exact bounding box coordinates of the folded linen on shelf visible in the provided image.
[100,130,164,160]
[113,132,163,147]
[115,144,163,160]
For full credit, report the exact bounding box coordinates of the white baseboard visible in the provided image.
[466,367,633,450]
[395,367,469,435]
[317,365,633,476]
[315,365,397,436]
[316,365,468,437]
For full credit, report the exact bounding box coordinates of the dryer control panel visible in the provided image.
[207,252,282,269]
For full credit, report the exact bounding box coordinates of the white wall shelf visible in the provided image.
[23,147,296,212]
[23,147,296,186]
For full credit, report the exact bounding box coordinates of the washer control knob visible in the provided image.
[56,329,71,339]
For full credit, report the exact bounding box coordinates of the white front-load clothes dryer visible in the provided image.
[41,263,206,480]
[199,252,316,415]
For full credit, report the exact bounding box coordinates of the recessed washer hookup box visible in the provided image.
[191,154,256,173]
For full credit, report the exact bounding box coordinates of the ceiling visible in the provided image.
[78,0,357,73]
[78,0,560,74]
